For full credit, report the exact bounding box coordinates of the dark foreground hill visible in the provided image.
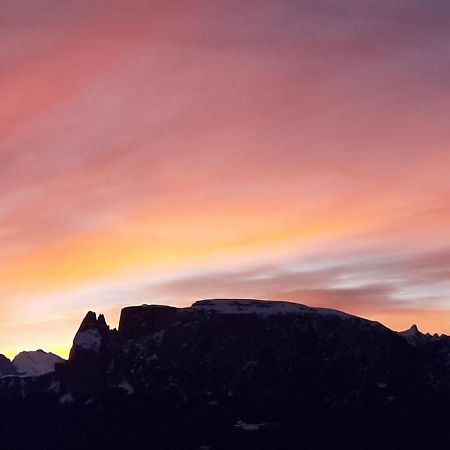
[1,299,450,450]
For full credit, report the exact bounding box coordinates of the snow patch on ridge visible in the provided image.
[234,420,267,431]
[74,329,102,351]
[118,380,134,395]
[192,299,350,318]
[59,393,74,405]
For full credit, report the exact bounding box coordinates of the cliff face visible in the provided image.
[118,305,178,340]
[2,299,450,450]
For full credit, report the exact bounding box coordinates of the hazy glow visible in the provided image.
[1,0,450,357]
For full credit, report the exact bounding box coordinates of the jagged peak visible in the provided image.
[398,323,442,345]
[78,311,109,332]
[70,311,110,357]
[78,311,98,330]
[399,324,422,338]
[97,313,108,330]
[407,324,420,335]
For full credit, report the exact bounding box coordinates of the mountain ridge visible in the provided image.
[2,299,443,366]
[1,298,450,449]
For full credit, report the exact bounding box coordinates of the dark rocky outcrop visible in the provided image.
[118,304,178,340]
[0,354,15,377]
[61,311,111,398]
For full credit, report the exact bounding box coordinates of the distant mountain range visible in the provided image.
[1,298,450,449]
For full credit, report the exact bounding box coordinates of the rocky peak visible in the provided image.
[97,313,108,330]
[398,324,438,345]
[63,312,111,398]
[403,324,420,336]
[77,311,109,333]
[69,311,110,359]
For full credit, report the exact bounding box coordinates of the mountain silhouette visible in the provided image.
[1,298,450,450]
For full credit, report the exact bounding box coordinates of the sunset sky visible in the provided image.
[1,0,450,358]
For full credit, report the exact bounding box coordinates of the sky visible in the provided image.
[1,0,450,358]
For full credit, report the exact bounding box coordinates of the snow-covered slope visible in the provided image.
[12,350,64,377]
[74,329,102,352]
[191,298,350,318]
